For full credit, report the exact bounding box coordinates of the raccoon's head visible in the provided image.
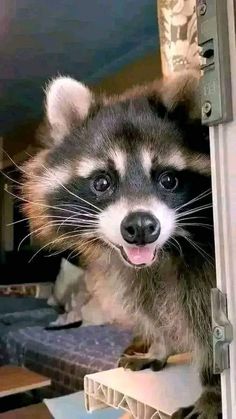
[23,72,212,267]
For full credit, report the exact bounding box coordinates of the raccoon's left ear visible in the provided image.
[45,76,93,142]
[160,70,201,121]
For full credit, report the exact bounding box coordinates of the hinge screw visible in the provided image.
[198,3,207,16]
[214,326,224,340]
[202,101,212,118]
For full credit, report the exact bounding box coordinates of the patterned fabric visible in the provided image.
[0,283,53,298]
[157,0,200,76]
[0,285,37,297]
[0,313,131,396]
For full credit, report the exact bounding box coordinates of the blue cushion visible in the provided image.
[0,296,49,314]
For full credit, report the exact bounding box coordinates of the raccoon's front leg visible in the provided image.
[172,357,221,418]
[118,333,170,372]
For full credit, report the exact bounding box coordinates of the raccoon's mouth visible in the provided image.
[119,245,158,267]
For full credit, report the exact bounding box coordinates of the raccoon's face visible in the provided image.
[23,73,212,267]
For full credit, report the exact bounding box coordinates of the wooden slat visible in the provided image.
[0,366,51,398]
[0,403,52,419]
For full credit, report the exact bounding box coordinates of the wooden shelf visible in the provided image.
[0,403,52,419]
[0,365,51,398]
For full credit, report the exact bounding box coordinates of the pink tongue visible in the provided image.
[125,247,155,265]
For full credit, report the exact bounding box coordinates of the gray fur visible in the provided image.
[22,73,220,418]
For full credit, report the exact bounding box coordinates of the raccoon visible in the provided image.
[22,72,220,418]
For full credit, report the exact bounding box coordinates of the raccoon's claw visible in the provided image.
[171,389,222,419]
[118,354,166,371]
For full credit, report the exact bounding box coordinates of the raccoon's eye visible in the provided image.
[92,173,111,193]
[159,171,178,191]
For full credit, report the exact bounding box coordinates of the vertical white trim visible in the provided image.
[210,1,236,417]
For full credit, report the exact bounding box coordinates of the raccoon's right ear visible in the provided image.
[160,70,201,122]
[45,76,94,143]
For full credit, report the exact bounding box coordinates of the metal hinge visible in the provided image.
[211,288,233,374]
[196,0,233,125]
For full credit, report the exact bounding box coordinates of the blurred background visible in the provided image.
[0,0,161,284]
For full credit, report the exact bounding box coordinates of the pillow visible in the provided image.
[47,258,85,307]
[47,258,133,330]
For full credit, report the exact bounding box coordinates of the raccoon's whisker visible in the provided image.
[65,236,101,261]
[45,248,68,258]
[6,188,93,218]
[56,214,98,232]
[49,213,98,222]
[17,222,72,251]
[176,208,212,219]
[50,225,99,236]
[51,174,101,213]
[56,226,99,236]
[7,217,93,228]
[17,218,98,251]
[17,224,52,251]
[7,212,98,227]
[0,170,24,187]
[56,227,99,236]
[77,236,100,247]
[0,148,32,178]
[66,248,81,261]
[28,229,100,263]
[175,216,208,223]
[53,202,98,216]
[176,189,212,213]
[40,219,99,230]
[47,218,99,229]
[61,229,99,235]
[7,217,32,226]
[33,160,102,213]
[59,203,99,215]
[176,203,213,219]
[168,237,183,258]
[182,235,214,266]
[59,237,99,259]
[0,149,37,186]
[47,220,99,233]
[28,236,73,263]
[53,221,99,227]
[6,178,99,225]
[51,210,98,220]
[177,203,213,215]
[53,215,99,225]
[176,222,213,230]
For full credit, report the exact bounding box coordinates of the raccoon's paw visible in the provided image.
[171,388,222,419]
[118,353,166,371]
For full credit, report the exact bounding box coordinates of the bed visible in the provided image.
[0,297,131,396]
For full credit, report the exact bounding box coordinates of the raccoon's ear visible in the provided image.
[160,70,200,121]
[45,76,93,142]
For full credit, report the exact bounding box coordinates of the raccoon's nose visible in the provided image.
[121,212,161,245]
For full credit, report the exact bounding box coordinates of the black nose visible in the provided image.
[120,211,161,245]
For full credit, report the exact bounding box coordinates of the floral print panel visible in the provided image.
[157,0,200,76]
